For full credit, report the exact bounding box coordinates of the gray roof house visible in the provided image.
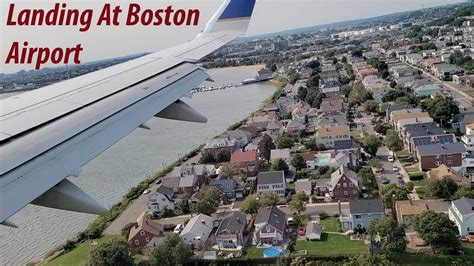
[254,206,287,244]
[416,142,466,170]
[305,221,322,241]
[340,199,384,232]
[449,198,474,237]
[209,178,244,202]
[147,185,176,213]
[180,214,214,249]
[295,179,313,196]
[257,171,286,197]
[214,211,247,249]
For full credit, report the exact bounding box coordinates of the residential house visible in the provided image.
[395,200,428,232]
[220,130,253,149]
[295,179,313,196]
[432,62,465,80]
[314,151,351,168]
[161,176,199,195]
[448,198,474,237]
[385,104,415,121]
[452,110,474,134]
[147,185,176,214]
[414,84,443,97]
[256,171,286,197]
[203,138,237,162]
[291,106,307,123]
[329,166,361,200]
[396,117,434,133]
[214,211,247,249]
[317,97,347,114]
[266,120,284,139]
[254,206,287,245]
[270,149,291,164]
[305,222,322,241]
[416,143,466,170]
[315,126,351,149]
[230,151,260,177]
[302,151,316,169]
[390,109,429,127]
[402,122,456,157]
[209,178,244,203]
[276,96,298,116]
[340,199,384,232]
[128,213,165,250]
[180,214,214,249]
[286,119,306,137]
[392,66,419,85]
[462,123,474,153]
[428,164,470,188]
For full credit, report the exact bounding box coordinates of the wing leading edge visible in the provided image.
[0,0,256,226]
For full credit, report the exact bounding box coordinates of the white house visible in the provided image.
[256,171,286,197]
[449,198,474,237]
[147,185,176,213]
[180,214,214,248]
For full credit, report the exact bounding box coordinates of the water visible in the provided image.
[0,67,276,265]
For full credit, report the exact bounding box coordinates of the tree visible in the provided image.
[276,134,295,149]
[454,186,474,199]
[289,192,309,213]
[349,81,372,106]
[306,60,320,69]
[368,217,407,253]
[219,162,241,177]
[291,154,307,170]
[421,96,459,126]
[382,90,406,103]
[303,138,318,150]
[362,135,382,157]
[240,195,260,214]
[406,181,414,192]
[270,64,277,72]
[305,88,324,108]
[193,187,221,215]
[259,192,280,207]
[258,134,275,161]
[271,158,289,172]
[384,129,404,152]
[414,211,462,254]
[427,177,459,200]
[369,158,382,169]
[364,100,379,113]
[151,234,192,266]
[87,238,133,266]
[179,198,191,214]
[199,152,215,164]
[297,86,308,100]
[382,184,408,208]
[307,74,320,88]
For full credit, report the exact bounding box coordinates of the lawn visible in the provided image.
[46,235,122,266]
[394,243,474,265]
[320,217,341,233]
[295,233,367,256]
[404,164,420,173]
[395,150,410,159]
[244,246,264,258]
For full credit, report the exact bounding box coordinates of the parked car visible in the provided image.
[388,155,394,162]
[392,166,399,172]
[396,173,402,179]
[173,224,183,234]
[398,179,406,187]
[382,177,390,184]
[143,189,151,194]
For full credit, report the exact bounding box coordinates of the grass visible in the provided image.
[287,183,295,190]
[46,235,122,266]
[405,164,421,173]
[320,217,341,233]
[393,243,474,265]
[244,246,264,258]
[395,150,410,159]
[294,233,367,256]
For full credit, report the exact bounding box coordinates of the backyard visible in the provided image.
[294,233,367,256]
[244,246,264,258]
[320,217,341,233]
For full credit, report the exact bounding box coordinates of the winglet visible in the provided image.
[198,0,256,37]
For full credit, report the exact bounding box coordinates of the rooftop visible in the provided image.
[349,199,384,214]
[255,206,286,233]
[416,142,466,156]
[452,198,474,215]
[257,171,285,185]
[317,126,350,137]
[230,151,258,163]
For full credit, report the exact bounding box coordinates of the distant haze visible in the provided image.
[0,0,466,73]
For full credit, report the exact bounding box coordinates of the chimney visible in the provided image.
[201,220,206,225]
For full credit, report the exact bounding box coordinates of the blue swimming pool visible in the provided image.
[263,247,281,257]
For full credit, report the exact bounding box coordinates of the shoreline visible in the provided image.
[39,65,278,265]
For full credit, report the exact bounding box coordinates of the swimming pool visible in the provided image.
[263,247,281,257]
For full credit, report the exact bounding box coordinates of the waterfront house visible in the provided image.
[209,178,244,203]
[147,185,176,214]
[214,211,247,249]
[180,214,214,249]
[340,199,384,232]
[286,119,306,137]
[448,198,474,237]
[128,213,164,251]
[220,130,253,149]
[254,206,287,245]
[256,171,286,197]
[203,137,237,162]
[266,120,284,139]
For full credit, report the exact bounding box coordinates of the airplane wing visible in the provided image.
[0,0,257,226]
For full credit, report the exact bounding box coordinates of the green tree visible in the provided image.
[151,234,192,266]
[192,187,221,215]
[87,238,133,266]
[259,192,280,207]
[258,134,275,161]
[307,74,320,88]
[349,81,372,106]
[384,129,404,152]
[289,192,309,213]
[414,211,462,254]
[421,96,459,126]
[271,158,289,172]
[291,154,307,170]
[297,86,308,100]
[454,186,474,199]
[219,162,241,177]
[382,184,408,208]
[362,135,382,157]
[305,88,324,108]
[427,177,459,200]
[364,100,379,113]
[276,134,294,149]
[344,254,393,266]
[368,217,407,253]
[240,195,261,215]
[369,158,382,169]
[303,138,318,150]
[179,197,191,214]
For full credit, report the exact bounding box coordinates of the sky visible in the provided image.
[0,0,466,73]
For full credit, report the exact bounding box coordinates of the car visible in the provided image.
[392,166,399,172]
[396,173,402,179]
[287,217,295,226]
[143,189,151,194]
[388,155,394,162]
[298,227,306,236]
[398,179,406,187]
[382,177,390,184]
[173,224,183,234]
